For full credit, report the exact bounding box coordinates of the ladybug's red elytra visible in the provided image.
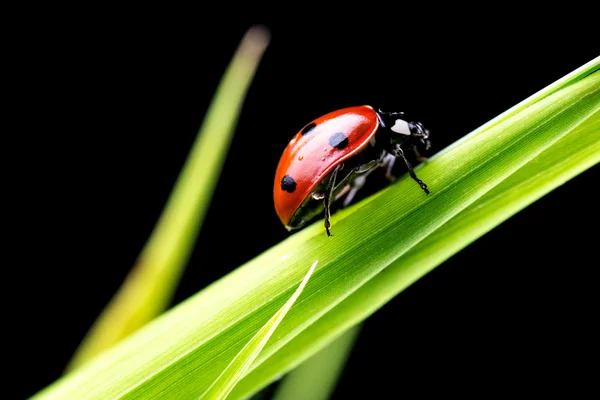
[274,105,431,236]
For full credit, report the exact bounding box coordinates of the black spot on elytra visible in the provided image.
[329,132,348,149]
[301,122,316,136]
[281,175,297,193]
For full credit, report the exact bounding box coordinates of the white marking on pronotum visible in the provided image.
[391,118,411,136]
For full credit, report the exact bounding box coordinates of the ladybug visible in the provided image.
[274,105,431,237]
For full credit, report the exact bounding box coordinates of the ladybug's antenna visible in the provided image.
[377,108,404,117]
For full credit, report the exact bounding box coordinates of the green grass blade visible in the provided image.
[271,325,360,400]
[200,260,317,400]
[65,26,271,372]
[229,97,600,400]
[32,59,599,400]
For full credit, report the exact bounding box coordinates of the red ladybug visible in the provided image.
[274,105,431,236]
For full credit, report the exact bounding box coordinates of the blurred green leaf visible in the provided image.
[271,325,360,400]
[66,25,271,372]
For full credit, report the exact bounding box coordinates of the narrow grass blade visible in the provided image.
[271,325,360,400]
[200,260,318,400]
[229,80,600,400]
[65,26,271,372]
[32,59,599,400]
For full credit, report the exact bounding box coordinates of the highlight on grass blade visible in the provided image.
[65,25,271,372]
[200,260,318,400]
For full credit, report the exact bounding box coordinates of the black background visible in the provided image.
[14,16,599,399]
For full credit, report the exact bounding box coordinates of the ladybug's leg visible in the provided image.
[340,159,380,207]
[324,163,344,237]
[411,145,429,163]
[381,153,397,182]
[342,170,372,207]
[393,145,430,195]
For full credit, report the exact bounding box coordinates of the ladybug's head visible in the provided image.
[377,109,431,153]
[408,120,431,152]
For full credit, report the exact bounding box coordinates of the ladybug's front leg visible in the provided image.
[393,145,430,195]
[323,163,344,237]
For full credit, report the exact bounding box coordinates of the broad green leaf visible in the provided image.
[201,260,317,400]
[65,26,271,372]
[33,58,599,400]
